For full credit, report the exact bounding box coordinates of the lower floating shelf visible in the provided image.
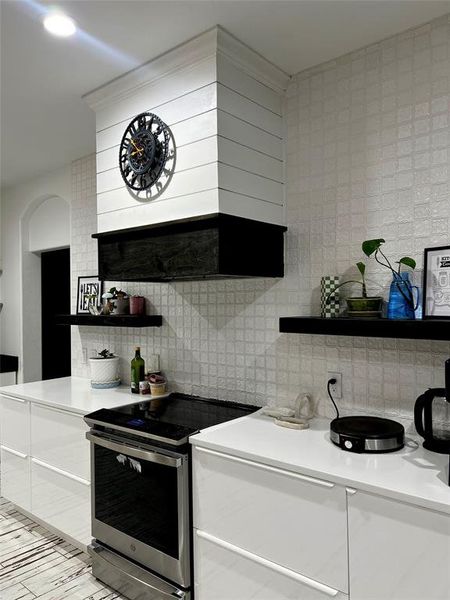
[279,316,450,341]
[56,314,163,327]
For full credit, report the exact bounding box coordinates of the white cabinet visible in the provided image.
[0,445,30,511]
[0,394,91,549]
[0,393,30,454]
[31,403,90,481]
[194,530,347,600]
[347,489,450,600]
[193,446,348,598]
[31,459,91,546]
[0,394,31,511]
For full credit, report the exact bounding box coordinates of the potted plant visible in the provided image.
[109,287,130,315]
[327,261,383,317]
[89,349,120,388]
[362,238,417,319]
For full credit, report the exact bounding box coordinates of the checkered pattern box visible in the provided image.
[321,276,340,318]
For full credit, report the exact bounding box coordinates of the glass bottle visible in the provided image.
[131,346,145,394]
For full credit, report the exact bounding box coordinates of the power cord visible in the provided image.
[327,378,340,419]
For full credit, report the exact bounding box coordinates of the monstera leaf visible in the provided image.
[356,262,366,277]
[398,257,416,270]
[362,239,385,257]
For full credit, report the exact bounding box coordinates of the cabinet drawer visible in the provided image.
[193,447,348,593]
[194,530,348,600]
[31,459,91,547]
[1,445,30,511]
[31,403,90,481]
[348,490,450,600]
[0,394,30,454]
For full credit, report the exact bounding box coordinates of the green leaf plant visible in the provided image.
[326,261,370,303]
[362,239,417,309]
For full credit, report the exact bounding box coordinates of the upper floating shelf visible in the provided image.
[56,314,163,328]
[279,317,450,341]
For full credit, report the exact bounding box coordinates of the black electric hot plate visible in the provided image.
[330,415,404,453]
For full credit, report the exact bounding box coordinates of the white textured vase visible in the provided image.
[89,356,120,385]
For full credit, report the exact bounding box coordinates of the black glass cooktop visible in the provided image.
[85,393,259,445]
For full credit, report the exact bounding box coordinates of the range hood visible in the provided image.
[85,27,290,281]
[93,214,286,281]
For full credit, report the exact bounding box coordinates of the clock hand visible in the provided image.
[130,139,143,152]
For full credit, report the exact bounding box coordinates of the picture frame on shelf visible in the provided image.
[77,276,102,315]
[423,246,450,319]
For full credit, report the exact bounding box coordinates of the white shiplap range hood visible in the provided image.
[85,27,290,280]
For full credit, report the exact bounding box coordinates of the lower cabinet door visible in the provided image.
[31,458,91,547]
[348,490,450,600]
[0,445,30,511]
[194,530,347,600]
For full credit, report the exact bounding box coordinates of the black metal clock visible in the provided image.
[119,112,170,192]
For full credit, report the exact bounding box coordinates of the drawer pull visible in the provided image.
[195,447,335,488]
[31,458,90,486]
[1,445,28,459]
[1,394,27,403]
[196,530,340,597]
[33,402,85,418]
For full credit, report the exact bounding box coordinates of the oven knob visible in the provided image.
[344,440,353,449]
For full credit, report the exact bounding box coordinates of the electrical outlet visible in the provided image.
[327,372,342,399]
[82,347,88,365]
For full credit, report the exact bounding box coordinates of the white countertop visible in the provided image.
[0,376,137,415]
[191,412,450,515]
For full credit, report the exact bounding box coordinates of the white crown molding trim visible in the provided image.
[83,28,218,111]
[84,26,290,111]
[216,27,291,94]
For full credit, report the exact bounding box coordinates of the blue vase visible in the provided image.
[387,272,418,320]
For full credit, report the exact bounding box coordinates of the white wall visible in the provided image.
[86,27,287,233]
[0,165,71,382]
[29,196,70,253]
[72,14,450,432]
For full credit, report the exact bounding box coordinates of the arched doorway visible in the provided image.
[20,195,71,382]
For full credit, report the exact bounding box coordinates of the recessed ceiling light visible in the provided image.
[43,12,76,37]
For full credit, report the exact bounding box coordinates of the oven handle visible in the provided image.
[86,431,182,468]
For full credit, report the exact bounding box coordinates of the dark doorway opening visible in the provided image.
[41,248,71,380]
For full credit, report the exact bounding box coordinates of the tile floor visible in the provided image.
[0,497,125,600]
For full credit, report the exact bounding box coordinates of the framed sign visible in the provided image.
[423,246,450,319]
[77,276,102,314]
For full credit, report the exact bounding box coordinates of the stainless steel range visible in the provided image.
[84,393,259,600]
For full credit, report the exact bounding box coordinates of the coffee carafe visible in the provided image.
[414,359,450,454]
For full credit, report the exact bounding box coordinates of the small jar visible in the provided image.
[139,380,150,395]
[130,296,145,315]
[150,382,167,396]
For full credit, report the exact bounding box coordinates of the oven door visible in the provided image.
[86,430,190,588]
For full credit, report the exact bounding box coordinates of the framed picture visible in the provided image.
[423,246,450,319]
[77,276,102,314]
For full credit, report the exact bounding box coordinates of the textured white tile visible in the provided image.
[71,14,450,428]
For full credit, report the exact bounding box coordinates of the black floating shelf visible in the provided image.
[56,314,163,328]
[0,354,19,374]
[279,317,450,341]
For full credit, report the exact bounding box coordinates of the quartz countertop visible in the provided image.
[190,412,450,515]
[0,376,137,416]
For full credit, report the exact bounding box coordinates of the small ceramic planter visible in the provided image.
[89,356,120,388]
[346,296,383,318]
[113,297,129,315]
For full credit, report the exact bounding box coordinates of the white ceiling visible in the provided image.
[1,0,449,189]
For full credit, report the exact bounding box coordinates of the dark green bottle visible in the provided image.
[130,346,145,394]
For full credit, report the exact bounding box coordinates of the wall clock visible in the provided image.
[119,112,171,192]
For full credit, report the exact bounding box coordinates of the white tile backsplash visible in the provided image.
[71,14,450,429]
